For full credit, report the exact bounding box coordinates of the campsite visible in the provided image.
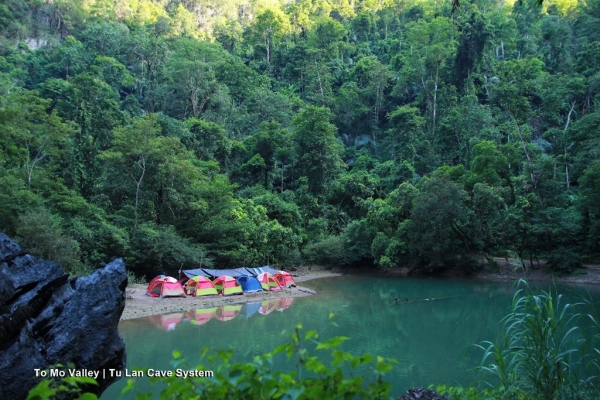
[148,266,297,298]
[3,0,600,398]
[121,267,336,321]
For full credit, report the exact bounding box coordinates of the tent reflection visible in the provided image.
[184,307,218,326]
[158,298,298,328]
[276,297,294,311]
[149,312,185,331]
[239,302,262,318]
[215,304,243,321]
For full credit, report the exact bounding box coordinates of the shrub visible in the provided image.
[126,324,396,399]
[302,235,348,267]
[16,208,81,274]
[546,247,583,275]
[476,280,600,399]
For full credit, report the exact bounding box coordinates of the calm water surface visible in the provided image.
[102,275,600,398]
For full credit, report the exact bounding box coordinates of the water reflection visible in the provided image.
[184,307,217,326]
[147,298,296,331]
[239,302,261,318]
[148,312,185,331]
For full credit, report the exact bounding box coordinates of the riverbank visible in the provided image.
[384,258,600,285]
[120,270,341,321]
[121,261,600,321]
[477,258,600,285]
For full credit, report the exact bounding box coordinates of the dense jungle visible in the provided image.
[1,0,599,279]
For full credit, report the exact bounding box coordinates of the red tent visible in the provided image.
[146,275,186,298]
[273,271,296,288]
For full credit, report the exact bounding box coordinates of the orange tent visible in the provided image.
[213,275,243,296]
[185,276,218,297]
[256,272,282,291]
[146,275,186,298]
[273,271,296,288]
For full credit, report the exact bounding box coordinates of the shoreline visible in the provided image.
[120,271,341,321]
[121,261,600,321]
[382,258,600,286]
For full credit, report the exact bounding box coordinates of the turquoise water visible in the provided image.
[102,275,600,398]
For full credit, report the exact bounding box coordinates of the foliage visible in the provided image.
[26,363,98,400]
[303,235,348,267]
[1,0,599,274]
[124,325,396,399]
[546,247,584,275]
[15,208,81,273]
[475,281,600,399]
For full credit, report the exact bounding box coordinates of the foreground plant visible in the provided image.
[125,322,396,400]
[26,363,99,400]
[474,280,600,400]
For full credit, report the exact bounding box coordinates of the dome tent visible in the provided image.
[256,272,282,291]
[146,275,186,298]
[236,275,263,293]
[185,275,218,297]
[273,271,296,288]
[213,275,243,296]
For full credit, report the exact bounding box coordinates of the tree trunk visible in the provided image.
[132,155,146,238]
[563,101,576,190]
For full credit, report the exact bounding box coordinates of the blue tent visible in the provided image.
[236,275,263,293]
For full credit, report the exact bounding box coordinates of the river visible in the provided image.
[102,275,600,398]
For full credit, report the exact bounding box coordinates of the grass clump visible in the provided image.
[474,280,600,399]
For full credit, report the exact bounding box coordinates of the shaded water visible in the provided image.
[102,275,600,398]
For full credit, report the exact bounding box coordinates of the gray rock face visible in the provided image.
[0,233,127,400]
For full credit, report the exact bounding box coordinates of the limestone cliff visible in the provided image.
[0,233,127,399]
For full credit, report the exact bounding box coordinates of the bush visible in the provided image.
[16,208,81,274]
[546,247,583,275]
[302,235,348,267]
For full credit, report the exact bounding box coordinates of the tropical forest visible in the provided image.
[1,0,599,281]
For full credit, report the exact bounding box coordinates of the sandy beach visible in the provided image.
[121,270,341,321]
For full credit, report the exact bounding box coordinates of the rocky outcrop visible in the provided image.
[0,233,127,400]
[398,387,451,400]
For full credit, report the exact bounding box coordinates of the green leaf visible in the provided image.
[78,393,98,400]
[26,380,57,400]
